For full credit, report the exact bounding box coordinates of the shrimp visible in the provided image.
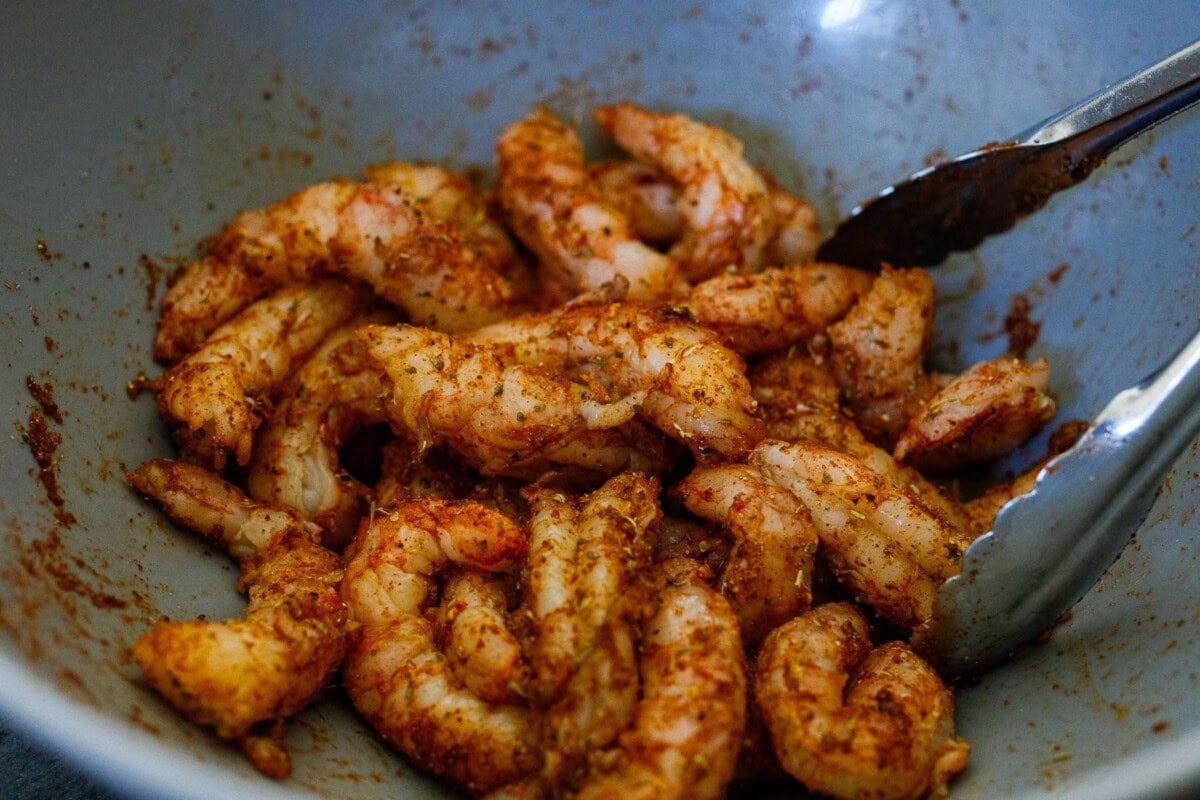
[593,103,774,280]
[828,267,939,446]
[895,357,1056,471]
[751,351,972,535]
[436,567,528,704]
[749,440,970,632]
[341,498,536,795]
[674,463,818,645]
[755,603,969,800]
[374,440,475,507]
[569,559,747,800]
[496,107,686,301]
[590,159,823,266]
[685,263,874,356]
[245,313,394,549]
[154,175,521,363]
[522,472,662,703]
[360,323,672,477]
[155,280,365,468]
[465,301,765,461]
[126,459,346,778]
[588,159,685,246]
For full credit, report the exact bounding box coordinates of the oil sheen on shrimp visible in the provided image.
[685,262,874,356]
[755,603,969,800]
[465,301,765,460]
[594,103,774,280]
[341,498,536,796]
[245,312,394,549]
[674,462,818,645]
[895,356,1056,472]
[127,459,347,778]
[496,107,686,301]
[750,440,970,632]
[155,279,365,468]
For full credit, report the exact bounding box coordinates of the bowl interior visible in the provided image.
[1,2,1198,799]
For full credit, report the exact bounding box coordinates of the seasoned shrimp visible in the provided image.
[465,301,765,460]
[755,603,969,800]
[828,267,939,446]
[245,313,394,548]
[588,159,685,245]
[685,263,874,356]
[523,472,662,703]
[341,498,536,795]
[750,440,970,632]
[674,463,818,645]
[361,323,672,477]
[154,175,520,363]
[751,351,972,534]
[127,459,346,778]
[570,559,747,800]
[436,567,527,704]
[496,107,686,301]
[594,103,774,280]
[156,280,365,468]
[895,357,1056,471]
[590,159,823,266]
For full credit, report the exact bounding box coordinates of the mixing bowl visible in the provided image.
[2,2,1197,798]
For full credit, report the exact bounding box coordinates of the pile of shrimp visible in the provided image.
[129,103,1069,799]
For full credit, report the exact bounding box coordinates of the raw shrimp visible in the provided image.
[341,498,536,795]
[465,301,765,460]
[750,440,970,632]
[751,351,972,534]
[674,463,818,645]
[755,603,969,800]
[895,357,1056,472]
[594,103,774,280]
[154,174,521,363]
[245,313,394,549]
[588,159,685,245]
[360,323,670,477]
[589,159,823,266]
[127,459,346,778]
[436,567,527,704]
[522,472,662,703]
[496,107,686,300]
[155,280,365,468]
[570,559,747,800]
[685,263,874,356]
[828,267,939,446]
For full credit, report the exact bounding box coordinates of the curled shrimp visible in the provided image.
[522,472,662,703]
[569,560,747,800]
[594,103,774,280]
[245,313,394,548]
[127,459,346,778]
[155,280,366,468]
[465,301,765,460]
[154,173,520,363]
[750,440,970,632]
[590,159,823,266]
[436,567,528,705]
[360,323,669,477]
[828,267,940,446]
[685,262,874,356]
[341,498,536,795]
[674,463,818,645]
[895,356,1056,471]
[496,107,686,301]
[751,351,972,534]
[755,603,969,800]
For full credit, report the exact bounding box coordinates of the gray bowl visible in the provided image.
[1,2,1197,798]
